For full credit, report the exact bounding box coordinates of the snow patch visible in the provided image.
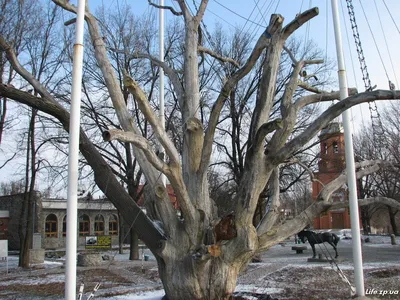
[235,284,283,294]
[97,289,165,300]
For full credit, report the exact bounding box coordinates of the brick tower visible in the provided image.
[312,122,351,229]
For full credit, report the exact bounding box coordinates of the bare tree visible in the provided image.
[1,1,400,298]
[355,102,400,235]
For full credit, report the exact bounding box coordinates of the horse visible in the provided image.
[297,229,340,258]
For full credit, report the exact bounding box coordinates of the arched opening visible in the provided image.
[94,214,104,235]
[79,214,90,236]
[109,214,118,235]
[62,215,67,237]
[45,214,58,238]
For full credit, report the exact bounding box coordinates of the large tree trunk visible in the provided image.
[129,229,139,260]
[158,257,242,300]
[361,206,371,235]
[118,212,124,254]
[387,206,399,236]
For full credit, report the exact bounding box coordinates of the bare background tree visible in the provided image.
[1,1,400,298]
[354,102,400,235]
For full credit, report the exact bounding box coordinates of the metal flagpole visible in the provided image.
[65,0,86,299]
[331,0,365,296]
[159,0,166,186]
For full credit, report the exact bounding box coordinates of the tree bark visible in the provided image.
[118,212,124,254]
[129,229,139,260]
[387,206,399,236]
[19,108,37,268]
[3,2,400,298]
[158,256,242,300]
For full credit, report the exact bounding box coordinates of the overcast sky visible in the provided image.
[86,0,400,126]
[1,0,400,192]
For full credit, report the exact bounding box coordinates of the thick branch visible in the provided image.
[122,75,197,226]
[53,0,183,240]
[147,0,183,16]
[282,7,319,39]
[319,160,389,202]
[297,80,326,94]
[278,90,400,161]
[102,129,169,174]
[283,45,297,64]
[176,0,192,20]
[52,0,162,184]
[123,74,181,165]
[199,28,271,175]
[198,46,240,68]
[194,0,208,24]
[295,88,358,109]
[0,36,53,100]
[257,159,394,245]
[110,49,184,101]
[329,196,400,211]
[250,119,283,154]
[285,158,325,187]
[0,83,167,250]
[257,168,281,234]
[257,200,324,251]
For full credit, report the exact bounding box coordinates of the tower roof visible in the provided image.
[319,122,344,138]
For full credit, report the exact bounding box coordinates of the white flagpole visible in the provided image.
[65,0,86,299]
[331,0,365,296]
[159,0,166,186]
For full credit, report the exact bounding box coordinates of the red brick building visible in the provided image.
[312,122,352,229]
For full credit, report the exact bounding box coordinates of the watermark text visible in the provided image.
[366,288,399,296]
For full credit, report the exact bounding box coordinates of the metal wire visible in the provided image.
[345,0,387,152]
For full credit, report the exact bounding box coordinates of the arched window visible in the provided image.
[94,214,104,235]
[323,142,328,154]
[333,141,339,153]
[109,215,118,235]
[62,215,67,237]
[79,214,90,236]
[45,214,58,238]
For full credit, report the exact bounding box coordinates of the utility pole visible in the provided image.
[65,0,85,299]
[159,0,166,186]
[331,0,365,296]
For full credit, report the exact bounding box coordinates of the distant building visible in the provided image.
[0,191,119,250]
[312,122,352,229]
[0,185,178,250]
[311,122,400,233]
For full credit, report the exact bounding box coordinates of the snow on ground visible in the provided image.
[235,284,283,294]
[97,289,165,300]
[1,234,399,299]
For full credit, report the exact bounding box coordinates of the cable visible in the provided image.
[206,8,236,28]
[273,0,281,13]
[340,0,364,130]
[345,0,387,153]
[382,0,400,36]
[299,0,305,14]
[253,0,267,24]
[373,0,398,89]
[302,209,356,295]
[248,0,275,40]
[302,0,312,59]
[238,2,257,37]
[213,0,265,27]
[325,0,329,65]
[357,0,390,83]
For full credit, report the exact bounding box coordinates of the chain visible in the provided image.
[345,0,386,151]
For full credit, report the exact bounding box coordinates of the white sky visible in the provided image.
[89,0,400,129]
[1,0,400,191]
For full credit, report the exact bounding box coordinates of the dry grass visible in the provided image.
[1,263,399,299]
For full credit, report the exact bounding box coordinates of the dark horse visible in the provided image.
[297,229,340,258]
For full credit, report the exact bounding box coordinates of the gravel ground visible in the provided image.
[0,236,399,299]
